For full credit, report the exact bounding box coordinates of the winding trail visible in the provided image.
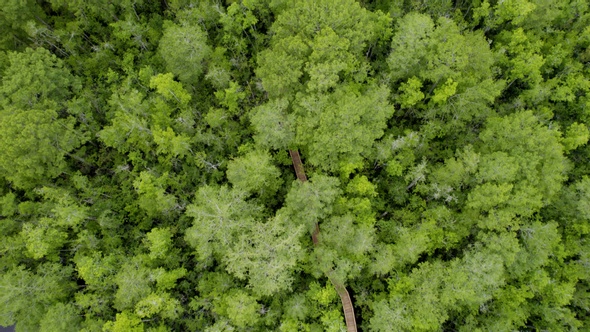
[288,150,358,332]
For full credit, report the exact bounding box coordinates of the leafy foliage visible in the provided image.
[0,1,589,331]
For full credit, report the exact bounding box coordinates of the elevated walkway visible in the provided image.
[289,150,357,332]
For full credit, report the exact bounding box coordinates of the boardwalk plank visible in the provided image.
[289,150,357,332]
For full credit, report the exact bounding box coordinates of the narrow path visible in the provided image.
[289,150,358,332]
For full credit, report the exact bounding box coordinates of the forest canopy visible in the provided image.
[1,0,590,331]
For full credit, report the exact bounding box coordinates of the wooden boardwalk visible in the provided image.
[289,150,308,182]
[331,278,357,332]
[289,150,357,332]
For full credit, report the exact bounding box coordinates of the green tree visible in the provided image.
[133,171,178,217]
[387,13,504,140]
[473,111,566,218]
[158,20,211,85]
[145,227,174,261]
[226,149,283,199]
[185,185,261,261]
[103,311,144,332]
[214,290,260,328]
[225,214,304,296]
[113,258,153,311]
[0,108,87,189]
[0,47,80,109]
[254,0,394,173]
[135,292,183,320]
[0,0,47,51]
[292,83,394,172]
[0,48,86,188]
[0,264,75,331]
[249,97,296,150]
[98,89,154,157]
[257,0,390,98]
[282,175,341,233]
[39,303,82,332]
